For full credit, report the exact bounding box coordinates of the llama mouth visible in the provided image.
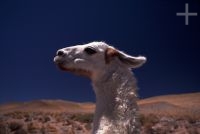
[54,56,63,64]
[56,63,92,78]
[54,56,70,65]
[54,56,91,76]
[54,56,69,71]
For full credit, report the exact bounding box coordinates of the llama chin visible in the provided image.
[54,41,146,134]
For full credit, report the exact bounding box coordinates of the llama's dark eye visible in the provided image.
[84,47,97,55]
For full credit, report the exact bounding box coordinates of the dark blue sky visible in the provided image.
[0,0,199,104]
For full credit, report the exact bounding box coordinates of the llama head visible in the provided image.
[54,42,146,80]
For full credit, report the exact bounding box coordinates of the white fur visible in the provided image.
[54,42,146,134]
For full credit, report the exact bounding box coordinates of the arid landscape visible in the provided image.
[0,92,200,134]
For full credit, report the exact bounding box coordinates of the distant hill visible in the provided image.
[0,100,95,113]
[0,92,200,116]
[138,92,200,109]
[138,92,200,117]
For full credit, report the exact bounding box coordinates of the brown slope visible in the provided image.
[138,92,200,119]
[0,100,95,113]
[138,92,200,110]
[0,92,199,115]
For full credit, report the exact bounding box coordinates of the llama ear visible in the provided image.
[105,47,146,68]
[105,47,120,64]
[118,52,147,68]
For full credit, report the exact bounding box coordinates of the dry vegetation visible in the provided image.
[0,111,93,134]
[0,92,200,134]
[138,92,200,134]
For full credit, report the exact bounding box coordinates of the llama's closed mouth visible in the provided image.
[54,56,68,64]
[54,56,89,76]
[54,56,68,71]
[56,63,92,78]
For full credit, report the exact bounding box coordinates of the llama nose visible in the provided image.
[57,50,65,56]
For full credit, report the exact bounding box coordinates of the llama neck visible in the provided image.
[92,67,140,134]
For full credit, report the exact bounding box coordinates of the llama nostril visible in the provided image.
[57,50,65,56]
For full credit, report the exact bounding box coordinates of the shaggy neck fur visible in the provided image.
[92,64,140,134]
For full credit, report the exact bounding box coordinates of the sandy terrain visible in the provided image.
[0,92,200,134]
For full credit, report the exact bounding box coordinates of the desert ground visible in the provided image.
[0,92,200,134]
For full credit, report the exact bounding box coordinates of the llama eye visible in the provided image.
[84,47,97,55]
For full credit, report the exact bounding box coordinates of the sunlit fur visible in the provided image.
[54,42,146,134]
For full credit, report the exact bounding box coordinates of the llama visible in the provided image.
[54,42,146,134]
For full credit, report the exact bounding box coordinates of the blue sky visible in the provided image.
[0,0,199,104]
